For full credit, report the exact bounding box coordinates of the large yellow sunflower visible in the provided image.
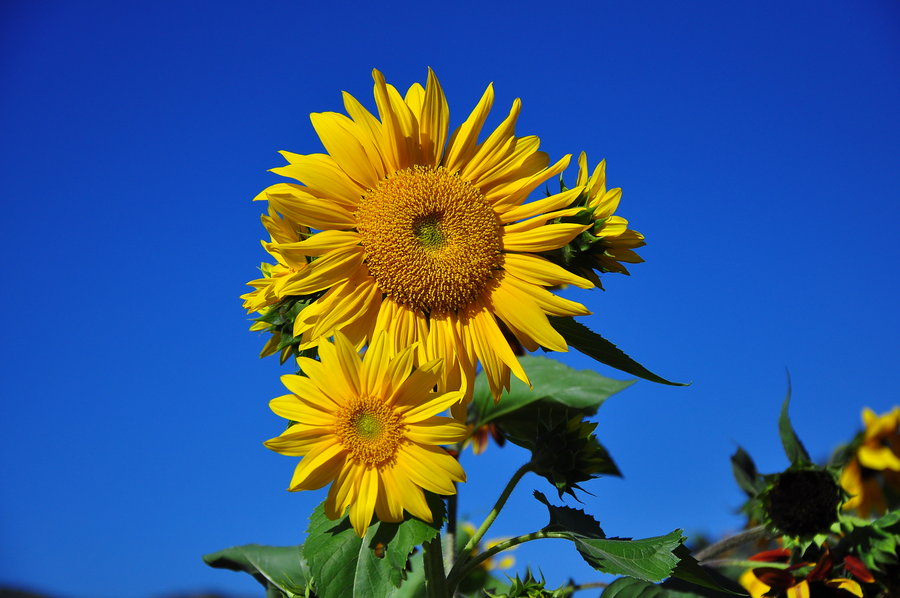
[255,68,593,403]
[265,332,468,537]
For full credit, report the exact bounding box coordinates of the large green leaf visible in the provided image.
[303,494,444,598]
[203,544,311,597]
[778,380,811,466]
[533,491,683,582]
[472,355,634,427]
[575,530,684,582]
[548,317,686,386]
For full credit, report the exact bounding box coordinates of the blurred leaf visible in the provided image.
[731,447,764,496]
[203,544,310,597]
[303,494,444,598]
[778,379,811,466]
[472,355,634,428]
[548,317,687,386]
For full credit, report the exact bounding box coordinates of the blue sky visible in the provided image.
[2,1,898,596]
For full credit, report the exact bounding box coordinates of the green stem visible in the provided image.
[462,462,532,557]
[423,535,448,598]
[447,530,571,588]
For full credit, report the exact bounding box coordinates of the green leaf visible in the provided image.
[548,317,687,386]
[778,378,811,466]
[203,544,310,597]
[668,545,747,595]
[574,530,684,582]
[534,490,605,538]
[472,355,634,427]
[533,491,682,581]
[303,494,445,598]
[602,576,742,598]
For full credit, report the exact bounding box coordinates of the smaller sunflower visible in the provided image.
[840,406,900,518]
[550,153,645,288]
[264,332,467,537]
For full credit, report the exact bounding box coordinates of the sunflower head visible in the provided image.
[250,68,598,402]
[264,332,467,536]
[762,467,843,538]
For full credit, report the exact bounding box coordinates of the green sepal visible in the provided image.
[548,317,687,386]
[778,378,811,466]
[303,493,445,598]
[730,447,765,497]
[202,544,312,597]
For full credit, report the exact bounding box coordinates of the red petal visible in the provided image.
[843,555,875,583]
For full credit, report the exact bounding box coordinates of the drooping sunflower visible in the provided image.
[255,68,593,403]
[265,332,468,537]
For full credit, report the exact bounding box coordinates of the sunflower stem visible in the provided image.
[694,525,768,563]
[447,530,571,589]
[447,462,532,590]
[423,534,448,598]
[445,489,458,572]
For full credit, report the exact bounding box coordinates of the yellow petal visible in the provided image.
[279,246,364,296]
[325,460,358,520]
[310,112,381,189]
[491,278,568,352]
[270,230,360,259]
[289,442,345,491]
[264,428,329,456]
[503,223,589,253]
[273,152,364,208]
[503,253,593,289]
[395,443,464,495]
[350,467,378,537]
[858,445,900,471]
[405,416,469,444]
[502,274,591,317]
[444,83,494,173]
[400,391,466,424]
[260,183,356,230]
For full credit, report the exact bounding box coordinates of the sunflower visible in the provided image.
[840,406,900,517]
[571,153,646,288]
[254,68,593,404]
[264,332,468,537]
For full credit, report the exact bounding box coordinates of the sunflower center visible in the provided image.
[336,396,406,467]
[356,166,503,313]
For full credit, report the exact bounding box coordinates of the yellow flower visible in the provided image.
[573,153,645,287]
[841,406,900,517]
[256,68,593,405]
[264,332,468,537]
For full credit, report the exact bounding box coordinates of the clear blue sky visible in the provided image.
[2,1,898,597]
